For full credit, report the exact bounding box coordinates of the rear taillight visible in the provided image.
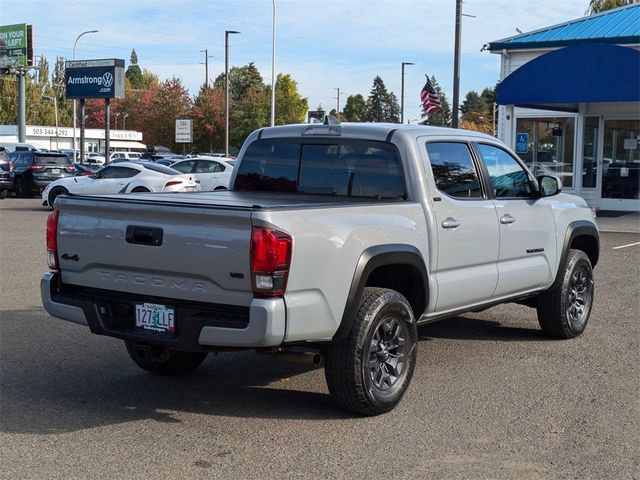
[250,227,292,298]
[66,166,76,173]
[28,165,45,171]
[46,210,60,270]
[164,180,183,188]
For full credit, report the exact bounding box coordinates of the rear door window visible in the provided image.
[425,142,483,199]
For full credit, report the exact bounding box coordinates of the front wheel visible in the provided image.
[0,189,7,199]
[131,187,150,193]
[125,341,208,375]
[536,249,594,339]
[325,287,417,416]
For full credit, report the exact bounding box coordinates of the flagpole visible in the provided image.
[452,0,462,128]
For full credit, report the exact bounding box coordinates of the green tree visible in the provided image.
[342,94,367,121]
[140,68,159,89]
[420,76,451,127]
[272,73,308,125]
[460,87,496,134]
[214,62,265,103]
[231,87,269,149]
[587,0,636,14]
[126,49,143,88]
[365,76,399,122]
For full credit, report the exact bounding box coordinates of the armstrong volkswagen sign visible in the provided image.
[65,58,125,99]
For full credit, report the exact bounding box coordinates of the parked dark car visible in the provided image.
[9,151,76,197]
[0,148,12,199]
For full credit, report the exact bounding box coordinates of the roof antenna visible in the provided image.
[324,115,340,125]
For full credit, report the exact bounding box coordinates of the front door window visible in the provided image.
[601,120,640,200]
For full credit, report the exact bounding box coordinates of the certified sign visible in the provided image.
[65,58,125,99]
[175,119,193,143]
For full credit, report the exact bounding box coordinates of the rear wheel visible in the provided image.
[0,189,7,199]
[325,287,417,415]
[48,186,68,208]
[14,177,30,197]
[125,341,208,375]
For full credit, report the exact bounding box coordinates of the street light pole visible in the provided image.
[401,61,414,124]
[123,113,129,130]
[72,30,98,151]
[225,30,240,157]
[334,87,340,115]
[271,0,276,126]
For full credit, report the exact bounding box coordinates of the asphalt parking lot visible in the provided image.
[1,197,638,480]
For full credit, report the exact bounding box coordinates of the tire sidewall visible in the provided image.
[357,291,417,412]
[48,187,67,208]
[560,251,594,336]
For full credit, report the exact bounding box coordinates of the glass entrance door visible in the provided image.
[599,119,640,211]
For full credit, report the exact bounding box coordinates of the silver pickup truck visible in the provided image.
[42,122,599,415]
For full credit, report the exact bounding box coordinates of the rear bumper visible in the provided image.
[40,272,286,349]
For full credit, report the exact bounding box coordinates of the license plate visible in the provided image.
[51,168,60,174]
[185,186,196,192]
[135,303,175,333]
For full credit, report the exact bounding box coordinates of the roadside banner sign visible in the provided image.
[516,132,529,154]
[175,119,193,143]
[0,23,32,69]
[65,59,125,99]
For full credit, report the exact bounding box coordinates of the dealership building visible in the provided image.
[0,125,146,152]
[489,4,640,212]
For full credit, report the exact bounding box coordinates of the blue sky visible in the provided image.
[4,0,589,123]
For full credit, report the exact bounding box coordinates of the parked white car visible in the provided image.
[109,151,142,161]
[170,156,236,191]
[42,161,200,208]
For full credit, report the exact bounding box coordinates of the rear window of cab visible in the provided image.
[234,139,406,199]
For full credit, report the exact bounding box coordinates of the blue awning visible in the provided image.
[497,44,640,108]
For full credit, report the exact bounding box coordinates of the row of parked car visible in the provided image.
[0,146,236,207]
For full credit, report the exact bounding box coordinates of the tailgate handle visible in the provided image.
[126,226,163,246]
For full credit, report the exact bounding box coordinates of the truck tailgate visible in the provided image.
[55,195,254,306]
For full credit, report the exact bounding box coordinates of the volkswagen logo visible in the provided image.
[102,72,114,88]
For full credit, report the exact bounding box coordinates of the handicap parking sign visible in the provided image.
[516,133,529,154]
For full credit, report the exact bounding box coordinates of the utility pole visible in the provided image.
[452,0,462,128]
[334,87,340,115]
[401,62,414,124]
[225,30,240,157]
[200,49,209,88]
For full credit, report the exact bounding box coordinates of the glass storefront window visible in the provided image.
[602,119,640,200]
[515,117,575,188]
[582,117,599,189]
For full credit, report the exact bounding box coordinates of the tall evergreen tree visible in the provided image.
[125,49,143,89]
[365,76,399,122]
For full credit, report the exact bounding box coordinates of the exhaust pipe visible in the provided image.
[273,351,322,366]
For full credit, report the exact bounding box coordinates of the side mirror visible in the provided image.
[537,175,561,197]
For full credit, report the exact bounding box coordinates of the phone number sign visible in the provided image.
[65,58,125,99]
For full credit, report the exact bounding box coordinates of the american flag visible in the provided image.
[421,76,442,114]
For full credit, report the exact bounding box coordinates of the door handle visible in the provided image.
[500,214,516,224]
[441,217,461,229]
